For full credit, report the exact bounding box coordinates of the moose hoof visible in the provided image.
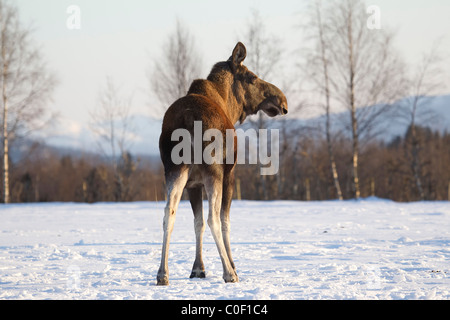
[223,273,239,283]
[190,270,206,279]
[156,275,169,286]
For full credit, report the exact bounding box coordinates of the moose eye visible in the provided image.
[249,74,258,84]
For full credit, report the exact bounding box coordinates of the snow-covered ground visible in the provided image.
[0,199,449,300]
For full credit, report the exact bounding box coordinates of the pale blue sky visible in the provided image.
[13,0,450,142]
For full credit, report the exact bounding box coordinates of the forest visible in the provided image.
[6,122,450,203]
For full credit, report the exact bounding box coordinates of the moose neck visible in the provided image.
[206,62,246,125]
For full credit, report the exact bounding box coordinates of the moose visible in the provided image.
[157,42,288,285]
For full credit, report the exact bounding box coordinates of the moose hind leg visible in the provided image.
[205,174,239,283]
[221,168,237,274]
[187,187,206,278]
[156,168,188,286]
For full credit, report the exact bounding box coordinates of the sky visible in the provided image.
[13,0,450,150]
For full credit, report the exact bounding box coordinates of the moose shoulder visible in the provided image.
[157,42,287,285]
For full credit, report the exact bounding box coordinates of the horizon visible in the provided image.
[29,93,450,157]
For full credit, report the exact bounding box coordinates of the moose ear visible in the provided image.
[231,42,246,72]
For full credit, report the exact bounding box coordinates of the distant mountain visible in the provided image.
[366,94,450,140]
[39,114,163,156]
[240,94,450,145]
[38,95,449,157]
[273,94,449,141]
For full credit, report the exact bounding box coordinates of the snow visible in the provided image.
[1,199,449,300]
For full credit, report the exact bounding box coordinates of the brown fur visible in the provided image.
[157,42,287,285]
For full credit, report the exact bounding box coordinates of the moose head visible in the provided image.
[227,42,288,123]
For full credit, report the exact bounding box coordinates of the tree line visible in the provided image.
[1,0,449,203]
[4,123,450,203]
[7,145,165,203]
[238,123,450,202]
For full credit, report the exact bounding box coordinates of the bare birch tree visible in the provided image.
[324,0,405,199]
[302,0,343,200]
[0,0,56,203]
[400,41,445,200]
[148,19,202,116]
[89,77,135,201]
[241,9,283,200]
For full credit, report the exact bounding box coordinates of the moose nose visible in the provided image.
[281,102,288,115]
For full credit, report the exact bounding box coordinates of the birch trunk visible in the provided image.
[315,2,343,200]
[347,8,360,200]
[1,22,9,203]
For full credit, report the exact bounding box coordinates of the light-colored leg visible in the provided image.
[221,169,236,272]
[205,176,238,283]
[156,169,188,286]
